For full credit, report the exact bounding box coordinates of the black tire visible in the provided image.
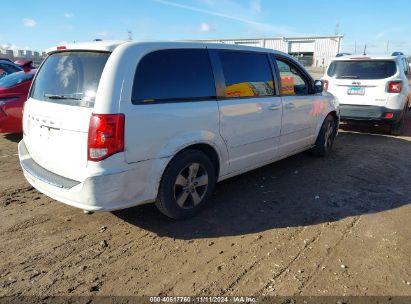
[390,114,405,136]
[390,103,408,136]
[311,114,337,157]
[155,149,216,220]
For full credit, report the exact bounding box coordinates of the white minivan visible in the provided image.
[19,41,339,219]
[322,54,410,135]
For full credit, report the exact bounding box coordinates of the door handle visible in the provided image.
[268,104,281,110]
[285,103,296,109]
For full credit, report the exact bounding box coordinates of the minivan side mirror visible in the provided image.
[314,80,323,93]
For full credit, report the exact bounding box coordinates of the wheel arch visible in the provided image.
[163,143,221,179]
[314,110,339,140]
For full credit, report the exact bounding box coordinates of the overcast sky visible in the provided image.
[1,0,410,55]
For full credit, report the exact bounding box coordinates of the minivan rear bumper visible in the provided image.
[339,104,401,122]
[18,140,161,212]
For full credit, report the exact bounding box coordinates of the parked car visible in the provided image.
[322,54,410,135]
[18,41,339,219]
[0,58,23,79]
[0,69,36,133]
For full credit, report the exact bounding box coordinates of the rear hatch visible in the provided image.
[23,51,110,181]
[326,59,398,106]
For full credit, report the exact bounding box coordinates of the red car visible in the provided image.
[0,69,36,133]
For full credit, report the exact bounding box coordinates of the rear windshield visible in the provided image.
[0,71,34,89]
[327,60,397,79]
[30,51,110,108]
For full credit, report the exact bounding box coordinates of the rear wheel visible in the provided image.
[311,114,337,157]
[155,149,216,220]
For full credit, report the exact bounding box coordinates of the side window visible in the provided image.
[218,51,275,98]
[276,59,309,95]
[132,49,216,104]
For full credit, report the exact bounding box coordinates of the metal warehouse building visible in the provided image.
[197,35,343,67]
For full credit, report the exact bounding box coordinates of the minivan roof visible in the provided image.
[46,40,128,54]
[45,40,289,56]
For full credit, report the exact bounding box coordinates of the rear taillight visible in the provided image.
[384,112,394,119]
[387,81,402,93]
[87,113,125,161]
[323,80,329,91]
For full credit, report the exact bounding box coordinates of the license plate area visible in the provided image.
[347,87,365,95]
[27,113,60,139]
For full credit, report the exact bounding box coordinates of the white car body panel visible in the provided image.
[218,96,282,173]
[19,40,338,212]
[278,95,317,157]
[23,100,93,181]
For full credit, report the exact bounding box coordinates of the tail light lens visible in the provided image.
[384,112,394,119]
[387,81,402,93]
[323,80,329,91]
[88,113,125,161]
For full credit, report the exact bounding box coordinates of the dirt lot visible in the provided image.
[1,115,411,297]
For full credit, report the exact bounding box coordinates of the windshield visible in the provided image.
[0,71,34,89]
[30,51,110,108]
[327,60,397,79]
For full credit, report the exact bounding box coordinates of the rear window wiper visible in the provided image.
[44,93,83,100]
[337,75,359,79]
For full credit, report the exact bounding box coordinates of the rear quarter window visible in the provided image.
[132,49,216,104]
[327,60,397,79]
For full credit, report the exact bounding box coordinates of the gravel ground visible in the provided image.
[0,113,411,297]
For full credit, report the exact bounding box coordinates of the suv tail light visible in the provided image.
[387,81,402,93]
[323,80,329,91]
[384,112,394,119]
[88,113,125,161]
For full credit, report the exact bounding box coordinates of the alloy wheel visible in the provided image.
[173,162,209,209]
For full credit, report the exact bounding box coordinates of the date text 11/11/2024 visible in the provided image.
[149,296,258,303]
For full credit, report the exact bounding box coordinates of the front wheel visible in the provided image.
[155,149,216,220]
[311,114,337,157]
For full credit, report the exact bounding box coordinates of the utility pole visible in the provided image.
[386,40,390,55]
[127,30,133,41]
[354,40,357,54]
